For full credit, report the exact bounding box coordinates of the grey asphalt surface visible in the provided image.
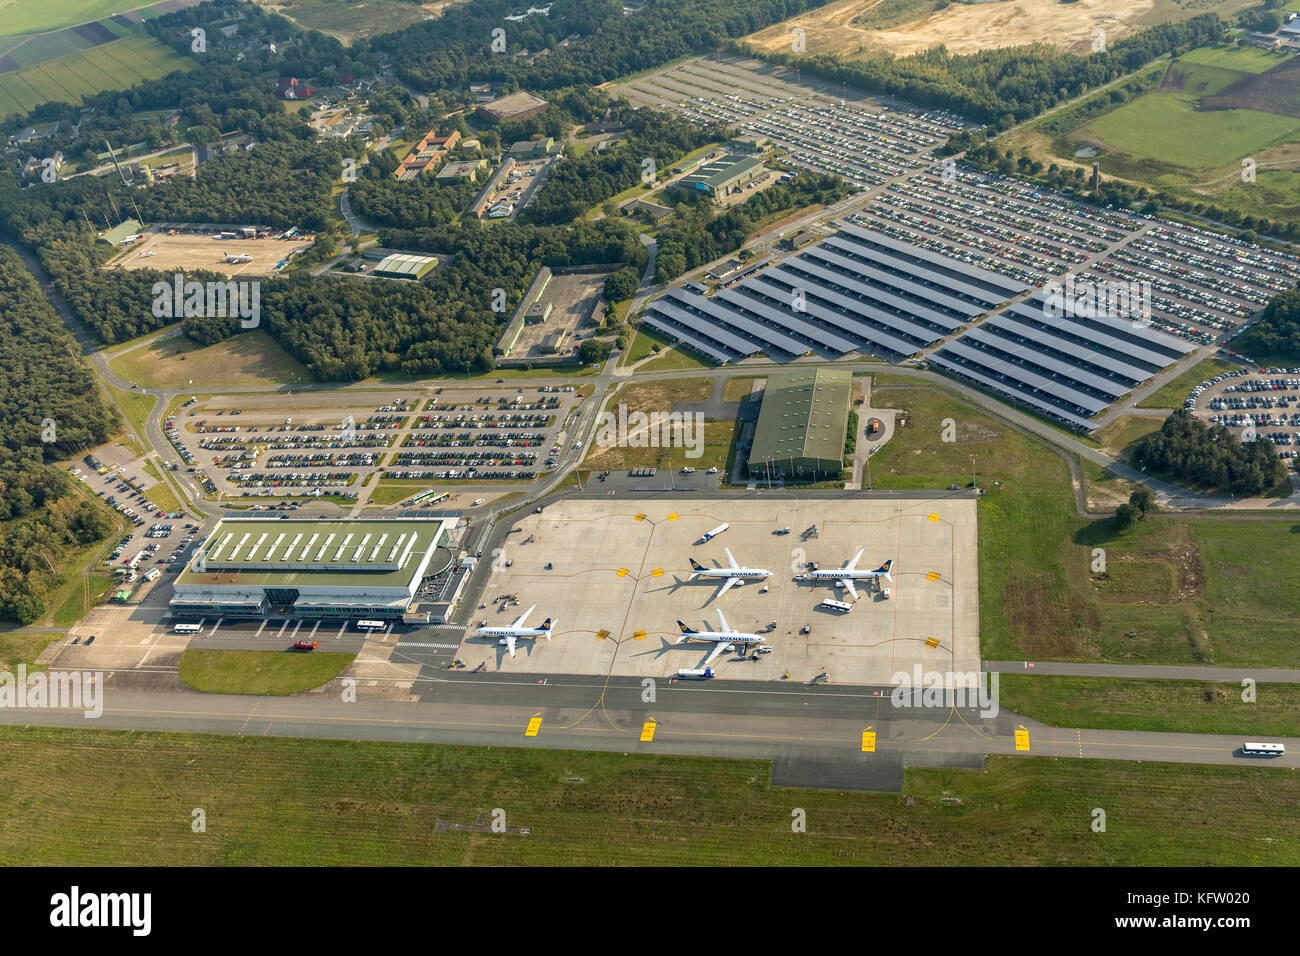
[2,671,1296,792]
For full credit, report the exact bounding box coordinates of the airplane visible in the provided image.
[675,608,765,665]
[222,253,253,264]
[474,604,556,658]
[687,547,772,598]
[801,550,892,600]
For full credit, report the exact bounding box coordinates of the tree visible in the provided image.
[1113,502,1140,532]
[1129,486,1156,516]
[578,339,613,364]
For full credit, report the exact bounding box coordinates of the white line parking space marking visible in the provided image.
[397,643,461,649]
[255,620,267,637]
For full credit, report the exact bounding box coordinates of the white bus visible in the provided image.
[173,623,202,634]
[819,599,853,613]
[356,620,387,631]
[1242,741,1285,756]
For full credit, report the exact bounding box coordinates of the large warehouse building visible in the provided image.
[170,516,456,621]
[681,154,763,196]
[747,367,852,481]
[476,91,549,124]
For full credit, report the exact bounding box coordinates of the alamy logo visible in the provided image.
[0,665,102,718]
[889,666,999,718]
[1042,275,1151,327]
[593,403,704,458]
[50,886,150,936]
[152,273,260,328]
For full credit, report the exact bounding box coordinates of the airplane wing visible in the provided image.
[715,576,740,599]
[703,641,732,665]
[511,604,536,628]
[844,548,864,571]
[840,579,859,601]
[505,634,517,658]
[715,607,730,633]
[725,547,738,570]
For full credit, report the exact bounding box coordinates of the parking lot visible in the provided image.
[1186,366,1300,465]
[169,385,586,502]
[457,494,979,685]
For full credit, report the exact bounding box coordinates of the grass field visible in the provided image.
[628,326,712,372]
[999,674,1300,736]
[1137,357,1245,408]
[1089,414,1164,463]
[1000,44,1300,227]
[723,374,762,401]
[105,382,155,447]
[109,329,310,389]
[1,727,1296,865]
[0,33,192,118]
[0,631,53,671]
[178,649,354,696]
[868,384,1300,666]
[583,379,734,472]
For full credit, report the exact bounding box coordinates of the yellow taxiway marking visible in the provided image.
[595,629,611,640]
[666,513,678,521]
[651,568,664,577]
[1014,726,1030,751]
[634,513,646,521]
[632,629,646,640]
[925,571,941,582]
[640,720,657,742]
[525,714,543,737]
[924,637,941,649]
[927,513,941,522]
[616,568,630,577]
[861,727,876,752]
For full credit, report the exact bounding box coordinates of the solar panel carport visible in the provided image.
[757,267,934,355]
[662,288,812,356]
[836,224,1030,298]
[714,286,858,354]
[640,314,734,363]
[927,352,1099,430]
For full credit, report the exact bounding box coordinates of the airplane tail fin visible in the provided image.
[541,618,555,639]
[676,620,695,642]
[688,557,705,579]
[877,559,893,580]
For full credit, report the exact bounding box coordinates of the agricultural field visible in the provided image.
[0,32,192,118]
[742,0,1252,60]
[867,384,1300,667]
[0,0,150,36]
[1002,45,1300,226]
[1,727,1297,865]
[582,378,735,473]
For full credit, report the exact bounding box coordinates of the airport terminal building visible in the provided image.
[170,517,456,621]
[747,367,852,481]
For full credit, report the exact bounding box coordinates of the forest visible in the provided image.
[0,247,118,624]
[653,172,850,282]
[1231,288,1300,363]
[1132,409,1287,498]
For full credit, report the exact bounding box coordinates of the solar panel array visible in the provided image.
[930,293,1195,430]
[644,224,1023,363]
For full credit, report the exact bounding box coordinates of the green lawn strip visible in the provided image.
[178,649,354,695]
[0,728,1296,864]
[999,674,1300,736]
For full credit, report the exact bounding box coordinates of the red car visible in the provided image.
[293,640,318,651]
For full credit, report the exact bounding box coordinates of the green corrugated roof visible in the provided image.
[681,154,762,191]
[748,368,851,464]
